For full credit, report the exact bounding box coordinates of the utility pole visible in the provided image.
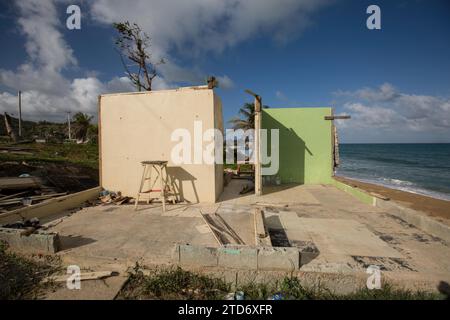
[67,112,72,140]
[18,91,22,137]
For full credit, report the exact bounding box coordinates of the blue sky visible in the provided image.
[0,0,449,143]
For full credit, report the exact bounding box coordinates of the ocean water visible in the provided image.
[336,144,450,201]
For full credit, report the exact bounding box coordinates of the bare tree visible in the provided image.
[113,21,165,91]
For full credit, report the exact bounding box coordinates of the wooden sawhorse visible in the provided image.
[135,160,172,212]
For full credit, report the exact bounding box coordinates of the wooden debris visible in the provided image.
[20,227,37,236]
[207,76,218,89]
[254,208,267,238]
[44,271,118,283]
[200,210,245,246]
[239,184,254,194]
[0,191,29,202]
[0,192,66,206]
[324,115,351,120]
[254,202,288,208]
[0,177,42,190]
[98,191,132,205]
[254,208,272,246]
[333,125,340,168]
[200,212,223,245]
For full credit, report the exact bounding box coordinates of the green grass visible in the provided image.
[0,242,60,300]
[119,266,230,300]
[0,142,99,170]
[118,266,444,300]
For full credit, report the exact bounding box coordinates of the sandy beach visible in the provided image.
[335,176,450,223]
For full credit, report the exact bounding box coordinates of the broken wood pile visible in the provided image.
[2,217,42,235]
[43,271,119,283]
[200,210,245,246]
[0,176,64,212]
[98,190,132,205]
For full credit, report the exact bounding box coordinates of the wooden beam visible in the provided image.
[324,115,351,120]
[254,208,266,238]
[0,187,102,225]
[44,271,117,283]
[0,177,42,190]
[254,208,272,246]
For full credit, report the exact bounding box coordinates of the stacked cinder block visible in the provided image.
[173,244,300,271]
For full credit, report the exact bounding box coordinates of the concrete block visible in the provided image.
[257,246,299,270]
[0,227,60,253]
[290,240,320,266]
[218,245,258,270]
[174,243,218,267]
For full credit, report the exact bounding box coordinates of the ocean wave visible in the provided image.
[340,175,450,201]
[381,178,415,187]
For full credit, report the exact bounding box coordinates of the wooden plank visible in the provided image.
[215,213,245,245]
[254,208,272,246]
[0,177,42,190]
[0,192,67,206]
[44,271,117,283]
[0,191,29,202]
[200,212,224,246]
[200,211,244,245]
[324,115,351,120]
[254,208,267,238]
[0,187,101,225]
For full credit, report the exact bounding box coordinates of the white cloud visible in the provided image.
[217,75,234,89]
[89,0,330,89]
[90,0,330,55]
[0,0,162,121]
[334,83,450,141]
[1,0,332,122]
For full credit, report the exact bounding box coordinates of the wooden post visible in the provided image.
[254,95,262,196]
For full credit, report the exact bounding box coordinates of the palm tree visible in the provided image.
[72,112,93,142]
[228,102,269,130]
[228,103,255,130]
[227,103,268,172]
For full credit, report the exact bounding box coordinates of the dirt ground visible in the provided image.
[335,176,450,222]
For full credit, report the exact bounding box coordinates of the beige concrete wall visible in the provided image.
[99,87,223,203]
[213,93,224,200]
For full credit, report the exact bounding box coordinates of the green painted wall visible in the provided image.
[262,107,333,184]
[331,178,375,205]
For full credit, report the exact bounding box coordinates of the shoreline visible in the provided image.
[335,176,450,223]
